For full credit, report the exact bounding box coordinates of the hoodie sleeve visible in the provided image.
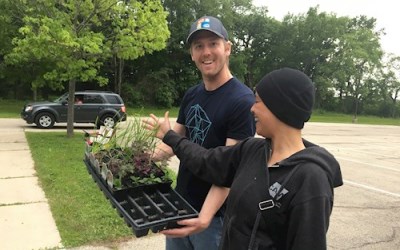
[162,130,242,187]
[286,196,332,250]
[301,140,343,188]
[283,161,335,250]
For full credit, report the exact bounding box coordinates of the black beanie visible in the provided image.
[255,68,315,129]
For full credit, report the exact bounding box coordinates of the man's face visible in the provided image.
[190,31,231,80]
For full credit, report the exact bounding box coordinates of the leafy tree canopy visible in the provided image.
[5,0,170,89]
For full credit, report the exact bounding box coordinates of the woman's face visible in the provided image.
[251,92,277,137]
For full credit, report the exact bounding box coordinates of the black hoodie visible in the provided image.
[163,130,343,250]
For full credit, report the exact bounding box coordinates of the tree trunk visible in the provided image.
[391,98,397,118]
[113,55,118,93]
[391,90,399,118]
[67,79,76,138]
[33,87,37,102]
[117,58,124,94]
[353,96,359,123]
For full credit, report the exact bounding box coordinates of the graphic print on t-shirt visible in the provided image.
[185,104,211,146]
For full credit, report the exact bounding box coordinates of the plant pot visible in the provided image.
[83,158,198,237]
[106,169,114,189]
[106,167,173,196]
[85,142,92,155]
[101,163,109,181]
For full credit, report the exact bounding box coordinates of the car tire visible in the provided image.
[97,114,116,129]
[35,112,55,129]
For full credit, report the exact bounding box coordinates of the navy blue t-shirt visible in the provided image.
[176,77,255,212]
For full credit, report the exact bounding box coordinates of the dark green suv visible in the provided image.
[21,91,127,129]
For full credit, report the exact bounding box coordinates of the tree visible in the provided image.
[334,16,383,119]
[231,6,280,89]
[5,0,170,137]
[276,7,384,115]
[380,55,400,117]
[2,0,397,119]
[0,0,35,99]
[125,0,254,107]
[278,7,350,109]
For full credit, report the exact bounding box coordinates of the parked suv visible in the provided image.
[21,91,127,129]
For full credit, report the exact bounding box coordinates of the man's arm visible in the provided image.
[161,138,238,237]
[195,138,238,227]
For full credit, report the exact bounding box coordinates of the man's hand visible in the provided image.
[143,111,171,140]
[160,216,211,238]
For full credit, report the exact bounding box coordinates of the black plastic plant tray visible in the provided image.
[111,179,174,196]
[84,159,199,237]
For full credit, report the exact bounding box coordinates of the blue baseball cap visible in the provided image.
[186,16,228,44]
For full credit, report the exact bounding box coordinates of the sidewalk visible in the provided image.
[0,118,169,250]
[0,119,62,249]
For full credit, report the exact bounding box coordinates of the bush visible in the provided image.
[154,83,177,108]
[120,84,145,107]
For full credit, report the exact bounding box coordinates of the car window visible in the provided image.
[105,95,122,104]
[75,94,84,104]
[83,94,105,104]
[54,93,68,102]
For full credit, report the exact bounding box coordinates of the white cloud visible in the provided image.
[253,0,399,56]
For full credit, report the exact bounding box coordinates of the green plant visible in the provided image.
[88,115,171,189]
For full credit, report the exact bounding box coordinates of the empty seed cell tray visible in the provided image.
[84,159,199,237]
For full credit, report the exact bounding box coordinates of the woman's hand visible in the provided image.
[143,111,171,140]
[160,215,211,238]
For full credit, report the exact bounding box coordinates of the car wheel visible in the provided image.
[98,114,116,129]
[35,112,55,129]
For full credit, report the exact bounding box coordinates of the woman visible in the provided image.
[144,67,343,249]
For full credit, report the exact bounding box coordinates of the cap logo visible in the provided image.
[197,18,211,30]
[187,16,228,43]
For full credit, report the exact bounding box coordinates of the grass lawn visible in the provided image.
[26,132,176,247]
[129,106,179,118]
[310,110,400,126]
[0,99,26,118]
[26,132,132,247]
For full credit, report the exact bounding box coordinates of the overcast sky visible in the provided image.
[252,0,399,57]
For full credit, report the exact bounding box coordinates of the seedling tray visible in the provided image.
[84,159,198,237]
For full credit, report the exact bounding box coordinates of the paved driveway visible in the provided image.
[3,118,400,249]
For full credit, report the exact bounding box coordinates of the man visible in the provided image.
[152,16,255,250]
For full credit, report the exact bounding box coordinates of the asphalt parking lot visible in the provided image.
[2,118,400,249]
[303,122,400,249]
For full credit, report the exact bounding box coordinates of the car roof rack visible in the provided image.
[81,90,114,93]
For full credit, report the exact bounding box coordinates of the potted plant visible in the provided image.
[85,116,172,193]
[83,116,198,238]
